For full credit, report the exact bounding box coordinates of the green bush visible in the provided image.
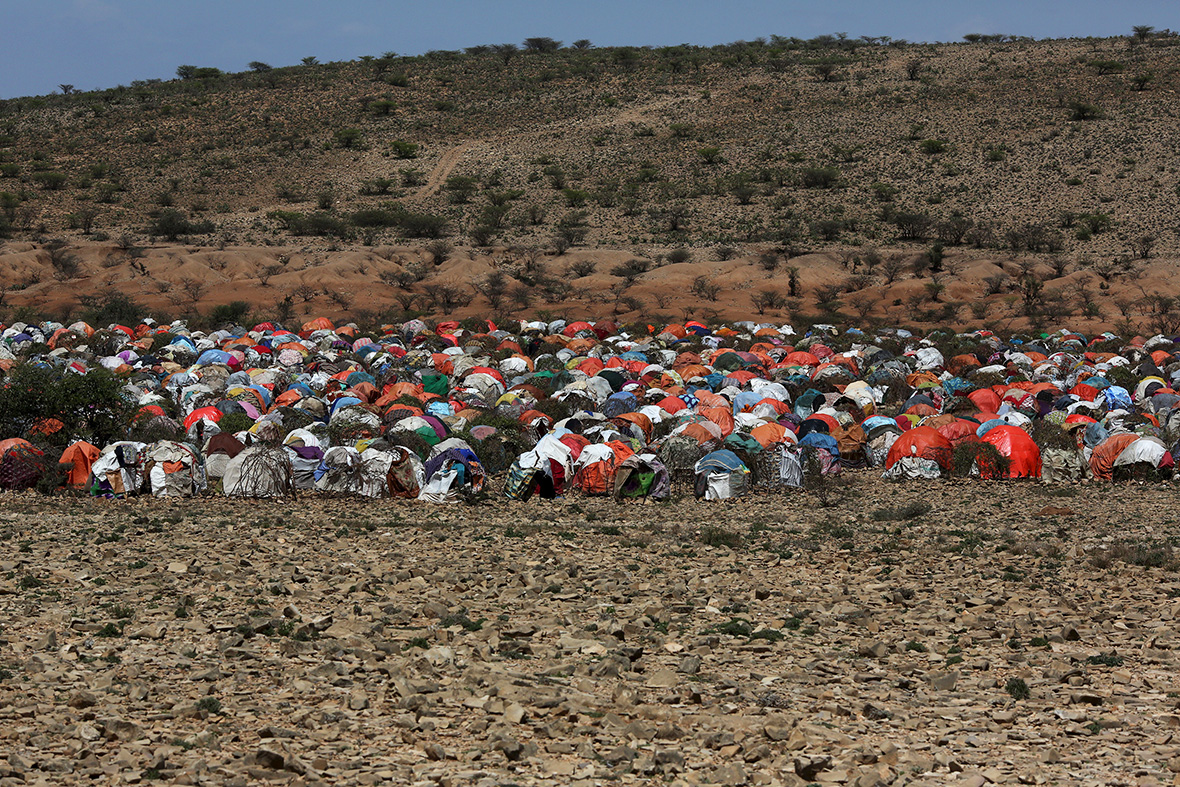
[333,128,364,149]
[216,412,255,435]
[389,140,419,159]
[32,171,69,190]
[149,209,214,240]
[268,211,350,237]
[398,211,449,238]
[800,167,840,188]
[951,441,1010,478]
[0,363,133,446]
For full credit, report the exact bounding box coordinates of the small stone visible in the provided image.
[712,762,749,785]
[795,755,832,780]
[1070,692,1104,706]
[859,641,889,659]
[678,654,702,674]
[929,670,959,692]
[646,669,679,688]
[255,747,285,770]
[68,690,97,709]
[544,759,575,775]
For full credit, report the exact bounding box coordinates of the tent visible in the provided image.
[59,440,99,489]
[419,445,486,503]
[315,446,400,497]
[883,425,952,480]
[0,438,45,490]
[571,440,634,495]
[88,441,147,497]
[614,453,670,501]
[146,441,205,497]
[694,449,750,500]
[204,432,246,483]
[978,425,1042,478]
[222,445,294,497]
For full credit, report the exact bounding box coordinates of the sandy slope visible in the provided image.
[0,239,1172,333]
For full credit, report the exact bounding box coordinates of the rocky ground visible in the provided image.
[2,475,1180,786]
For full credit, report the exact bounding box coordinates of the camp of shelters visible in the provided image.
[0,314,1175,502]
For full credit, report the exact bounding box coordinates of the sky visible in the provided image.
[4,0,1179,99]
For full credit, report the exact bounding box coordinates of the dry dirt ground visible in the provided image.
[1,239,1173,333]
[2,475,1180,786]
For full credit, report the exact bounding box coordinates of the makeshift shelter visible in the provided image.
[693,449,750,500]
[883,425,952,479]
[146,441,205,497]
[978,425,1042,479]
[204,432,246,483]
[316,446,396,497]
[571,440,634,495]
[419,445,486,503]
[88,441,147,497]
[222,445,294,498]
[1089,433,1142,481]
[0,438,45,490]
[59,440,99,489]
[613,453,670,501]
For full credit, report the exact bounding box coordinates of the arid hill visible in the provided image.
[2,32,1180,331]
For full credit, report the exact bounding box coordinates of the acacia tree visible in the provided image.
[523,37,561,52]
[1132,25,1155,43]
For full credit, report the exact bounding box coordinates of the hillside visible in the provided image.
[2,33,1180,331]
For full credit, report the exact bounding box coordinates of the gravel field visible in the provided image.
[2,475,1179,786]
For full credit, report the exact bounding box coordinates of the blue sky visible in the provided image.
[4,0,1178,99]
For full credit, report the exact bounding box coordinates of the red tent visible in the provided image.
[978,425,1041,478]
[885,426,952,471]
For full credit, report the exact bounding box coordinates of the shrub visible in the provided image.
[176,65,222,80]
[389,140,419,159]
[333,128,364,149]
[350,208,401,227]
[32,171,69,190]
[399,211,449,238]
[800,167,840,188]
[149,209,214,240]
[951,441,1010,478]
[700,525,743,549]
[1069,101,1101,121]
[288,212,349,238]
[698,147,723,165]
[0,363,133,447]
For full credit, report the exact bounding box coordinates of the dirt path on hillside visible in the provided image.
[413,141,476,198]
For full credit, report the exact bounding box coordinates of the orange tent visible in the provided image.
[885,426,953,471]
[750,421,794,447]
[656,396,688,414]
[679,421,722,444]
[785,351,820,366]
[698,407,735,437]
[615,412,653,440]
[1089,433,1141,481]
[694,390,729,409]
[301,317,334,332]
[60,441,99,488]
